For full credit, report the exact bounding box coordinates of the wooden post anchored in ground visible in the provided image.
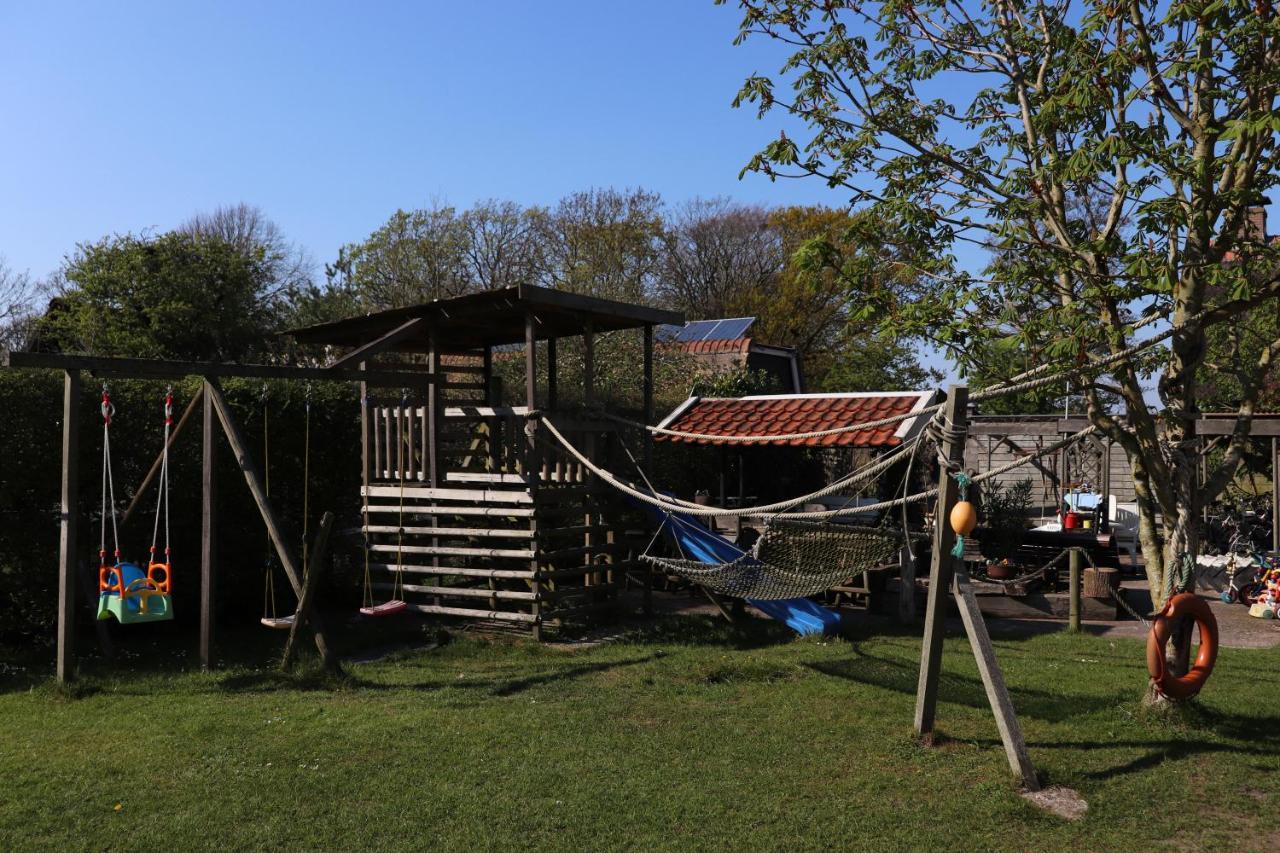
[951,561,1040,791]
[1068,548,1082,633]
[915,384,968,735]
[914,384,1040,791]
[56,370,81,684]
[200,381,217,670]
[282,511,334,671]
[205,379,339,670]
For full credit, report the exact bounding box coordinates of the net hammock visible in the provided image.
[537,406,1097,603]
[642,514,909,600]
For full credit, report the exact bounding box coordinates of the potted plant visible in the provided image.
[978,479,1034,579]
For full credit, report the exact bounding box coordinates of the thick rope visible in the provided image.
[540,414,919,518]
[539,411,1096,519]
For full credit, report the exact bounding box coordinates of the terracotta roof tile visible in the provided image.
[656,392,935,448]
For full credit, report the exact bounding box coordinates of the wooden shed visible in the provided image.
[287,285,683,637]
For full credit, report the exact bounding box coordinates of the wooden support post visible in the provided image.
[482,346,494,404]
[120,385,204,530]
[204,379,339,670]
[898,545,917,622]
[426,329,440,487]
[56,370,81,684]
[952,562,1041,791]
[718,446,728,509]
[1068,548,1082,633]
[360,367,372,499]
[546,337,558,411]
[525,313,543,640]
[200,381,216,670]
[914,384,968,737]
[642,323,654,473]
[583,322,595,408]
[1273,437,1279,553]
[1100,439,1112,532]
[281,511,334,671]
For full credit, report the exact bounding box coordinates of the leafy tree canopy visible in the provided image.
[36,230,282,361]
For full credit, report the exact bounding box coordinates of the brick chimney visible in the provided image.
[1241,204,1269,242]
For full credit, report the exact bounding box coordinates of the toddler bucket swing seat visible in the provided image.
[97,387,175,624]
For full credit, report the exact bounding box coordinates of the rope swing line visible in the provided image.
[261,384,279,622]
[143,386,175,597]
[536,410,1099,520]
[99,384,120,567]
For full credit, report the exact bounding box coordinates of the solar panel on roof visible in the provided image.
[654,324,684,342]
[711,317,754,340]
[674,317,756,342]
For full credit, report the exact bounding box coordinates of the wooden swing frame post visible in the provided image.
[3,352,430,683]
[914,385,1040,791]
[56,370,81,684]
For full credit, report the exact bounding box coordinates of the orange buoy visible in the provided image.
[1146,592,1219,700]
[950,501,978,537]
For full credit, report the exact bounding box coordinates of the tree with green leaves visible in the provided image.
[724,0,1280,651]
[36,231,282,361]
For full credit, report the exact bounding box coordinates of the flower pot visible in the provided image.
[986,562,1017,581]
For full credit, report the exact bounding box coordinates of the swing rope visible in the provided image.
[393,390,408,603]
[99,385,120,566]
[149,386,173,567]
[261,385,278,621]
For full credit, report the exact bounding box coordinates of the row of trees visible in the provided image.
[7,193,942,394]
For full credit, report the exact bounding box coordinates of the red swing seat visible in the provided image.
[359,599,408,618]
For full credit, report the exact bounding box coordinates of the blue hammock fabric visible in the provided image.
[631,499,842,636]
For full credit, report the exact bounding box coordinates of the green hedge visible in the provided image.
[0,372,362,646]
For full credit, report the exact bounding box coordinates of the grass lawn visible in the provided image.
[0,614,1276,851]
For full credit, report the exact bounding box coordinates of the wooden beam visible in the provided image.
[915,384,968,736]
[583,322,595,407]
[525,313,538,410]
[4,351,429,386]
[120,385,204,530]
[281,511,334,671]
[326,317,429,370]
[643,323,654,473]
[952,562,1040,789]
[204,379,338,669]
[546,337,558,410]
[56,370,81,684]
[200,381,216,670]
[427,327,440,487]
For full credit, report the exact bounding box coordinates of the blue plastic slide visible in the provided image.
[630,499,842,636]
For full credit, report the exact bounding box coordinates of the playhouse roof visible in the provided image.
[286,284,683,353]
[655,390,941,448]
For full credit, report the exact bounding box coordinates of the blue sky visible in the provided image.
[1,1,849,282]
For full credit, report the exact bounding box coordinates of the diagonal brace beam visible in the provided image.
[205,378,340,670]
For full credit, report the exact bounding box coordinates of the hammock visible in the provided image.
[636,501,905,601]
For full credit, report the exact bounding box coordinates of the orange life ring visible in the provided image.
[1146,592,1218,700]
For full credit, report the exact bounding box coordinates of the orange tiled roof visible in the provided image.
[655,391,938,447]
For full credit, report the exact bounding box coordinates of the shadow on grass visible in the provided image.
[805,641,1136,723]
[215,654,659,699]
[618,614,800,649]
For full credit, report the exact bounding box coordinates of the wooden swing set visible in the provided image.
[2,351,431,681]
